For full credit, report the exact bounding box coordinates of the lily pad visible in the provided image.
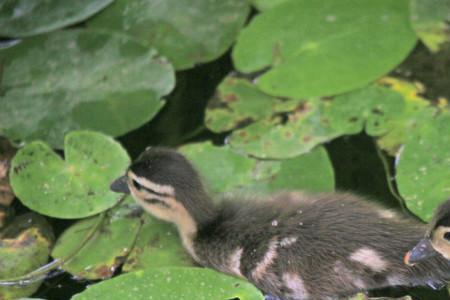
[226,83,422,159]
[205,75,300,133]
[180,141,334,194]
[179,142,259,194]
[0,0,113,37]
[51,200,141,280]
[233,0,417,98]
[267,146,334,192]
[88,0,250,70]
[10,131,130,219]
[0,213,53,300]
[0,29,174,148]
[396,111,450,221]
[122,214,194,272]
[71,267,264,300]
[375,77,435,154]
[410,0,450,53]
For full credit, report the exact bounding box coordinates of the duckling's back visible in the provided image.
[194,191,450,300]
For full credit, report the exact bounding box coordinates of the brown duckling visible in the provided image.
[404,200,450,265]
[111,147,450,300]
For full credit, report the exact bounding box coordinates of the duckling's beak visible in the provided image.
[404,238,438,266]
[110,176,130,194]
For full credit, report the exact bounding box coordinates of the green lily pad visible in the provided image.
[227,82,424,159]
[0,213,53,300]
[396,111,450,221]
[374,77,435,155]
[410,0,450,53]
[0,0,113,37]
[179,142,259,194]
[122,214,194,272]
[233,0,417,98]
[180,141,334,194]
[51,200,141,280]
[88,0,250,70]
[267,146,334,192]
[10,131,130,219]
[205,75,300,133]
[251,0,290,11]
[227,100,339,159]
[0,29,174,148]
[71,267,264,300]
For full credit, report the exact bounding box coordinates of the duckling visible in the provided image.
[111,147,450,300]
[404,200,450,265]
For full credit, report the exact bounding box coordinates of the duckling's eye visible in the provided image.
[132,179,142,190]
[443,232,450,242]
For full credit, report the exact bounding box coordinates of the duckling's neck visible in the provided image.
[173,189,218,263]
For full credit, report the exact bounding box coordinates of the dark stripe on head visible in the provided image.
[143,198,170,208]
[132,179,172,197]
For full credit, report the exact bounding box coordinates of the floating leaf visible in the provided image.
[375,77,435,154]
[0,29,174,148]
[88,0,250,70]
[410,0,450,53]
[180,142,259,194]
[123,214,193,272]
[72,267,264,300]
[267,146,334,192]
[226,83,421,159]
[0,0,113,37]
[10,131,130,219]
[233,0,417,98]
[396,111,450,221]
[0,213,53,300]
[205,75,299,133]
[51,200,141,280]
[180,142,334,194]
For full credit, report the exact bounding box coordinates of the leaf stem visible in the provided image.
[374,140,408,214]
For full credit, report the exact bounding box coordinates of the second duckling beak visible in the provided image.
[404,238,438,266]
[110,176,130,194]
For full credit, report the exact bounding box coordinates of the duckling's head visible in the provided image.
[110,147,216,231]
[405,199,450,265]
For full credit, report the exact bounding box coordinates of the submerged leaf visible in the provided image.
[0,29,174,148]
[71,267,264,300]
[88,0,250,70]
[0,0,113,37]
[10,131,130,219]
[233,0,417,98]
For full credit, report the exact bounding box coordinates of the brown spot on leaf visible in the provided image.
[224,93,238,103]
[149,234,160,247]
[234,117,254,129]
[207,93,231,110]
[303,136,312,143]
[94,265,113,279]
[284,131,293,139]
[238,131,248,138]
[371,108,384,115]
[348,117,359,123]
